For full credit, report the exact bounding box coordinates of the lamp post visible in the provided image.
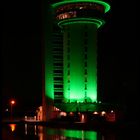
[10,100,15,120]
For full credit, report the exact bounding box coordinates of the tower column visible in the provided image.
[43,0,111,113]
[61,23,98,103]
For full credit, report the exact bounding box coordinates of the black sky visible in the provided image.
[2,0,138,117]
[2,0,43,114]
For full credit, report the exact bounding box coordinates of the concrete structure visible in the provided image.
[43,0,111,121]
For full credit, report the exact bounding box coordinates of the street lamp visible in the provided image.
[10,100,15,120]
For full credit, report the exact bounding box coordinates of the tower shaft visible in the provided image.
[63,23,98,103]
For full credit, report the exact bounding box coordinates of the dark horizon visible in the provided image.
[2,0,138,121]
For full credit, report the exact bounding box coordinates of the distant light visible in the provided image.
[93,111,98,114]
[60,111,67,116]
[54,106,60,111]
[25,116,27,121]
[101,111,106,116]
[111,110,114,113]
[69,112,74,115]
[81,114,85,122]
[5,108,8,111]
[10,100,15,105]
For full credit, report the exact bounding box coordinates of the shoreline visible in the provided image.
[2,119,138,132]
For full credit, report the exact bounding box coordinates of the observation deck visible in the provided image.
[52,0,110,28]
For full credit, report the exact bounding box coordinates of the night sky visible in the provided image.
[2,0,43,115]
[2,0,138,119]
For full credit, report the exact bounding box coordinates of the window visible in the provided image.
[85,54,87,59]
[67,70,70,75]
[67,47,70,53]
[54,92,63,95]
[84,39,88,44]
[85,84,87,90]
[85,69,87,74]
[85,76,87,82]
[67,63,70,67]
[67,55,70,60]
[54,77,63,80]
[85,61,87,67]
[54,70,63,73]
[54,84,63,88]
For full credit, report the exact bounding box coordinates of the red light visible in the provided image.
[11,100,15,105]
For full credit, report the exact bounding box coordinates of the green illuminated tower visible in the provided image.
[43,0,111,120]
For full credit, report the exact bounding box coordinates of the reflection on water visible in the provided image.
[24,124,98,140]
[46,128,97,140]
[9,124,16,132]
[2,123,136,140]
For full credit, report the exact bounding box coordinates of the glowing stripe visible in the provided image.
[58,18,104,28]
[52,0,111,13]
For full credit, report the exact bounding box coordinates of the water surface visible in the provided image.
[2,123,137,140]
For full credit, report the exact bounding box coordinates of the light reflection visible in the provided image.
[9,124,16,132]
[38,126,44,140]
[24,124,37,135]
[46,128,97,140]
[24,124,97,140]
[25,124,28,135]
[35,125,37,135]
[21,124,119,140]
[82,130,84,140]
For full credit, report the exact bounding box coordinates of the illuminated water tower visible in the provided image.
[43,0,111,121]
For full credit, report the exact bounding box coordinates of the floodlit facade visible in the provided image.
[43,0,111,121]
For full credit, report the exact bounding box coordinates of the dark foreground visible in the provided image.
[2,120,139,140]
[2,119,138,133]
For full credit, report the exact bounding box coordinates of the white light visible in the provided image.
[93,111,98,114]
[101,111,106,116]
[111,110,114,113]
[60,112,67,116]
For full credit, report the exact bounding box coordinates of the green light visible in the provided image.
[52,0,111,13]
[44,0,111,112]
[63,129,97,139]
[58,18,105,28]
[45,53,54,100]
[63,23,98,103]
[47,128,97,140]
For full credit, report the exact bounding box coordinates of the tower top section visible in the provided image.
[52,0,111,13]
[52,0,111,28]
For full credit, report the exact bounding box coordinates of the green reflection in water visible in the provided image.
[47,128,97,139]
